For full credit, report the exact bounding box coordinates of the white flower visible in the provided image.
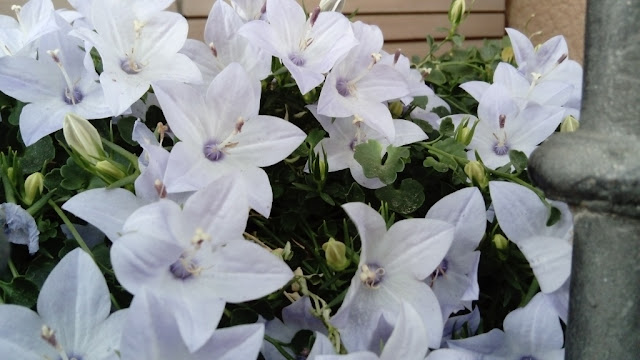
[330,203,454,351]
[0,248,127,359]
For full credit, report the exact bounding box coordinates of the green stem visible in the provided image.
[110,294,121,310]
[48,200,93,258]
[101,138,140,170]
[26,190,56,216]
[0,169,16,203]
[438,61,486,73]
[107,170,140,189]
[485,167,545,199]
[264,335,295,360]
[519,277,540,307]
[7,258,18,278]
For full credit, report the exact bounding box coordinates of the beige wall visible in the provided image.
[507,0,586,64]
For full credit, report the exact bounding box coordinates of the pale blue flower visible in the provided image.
[425,188,486,319]
[110,174,294,352]
[239,0,358,94]
[446,293,565,360]
[0,0,58,58]
[0,248,127,359]
[0,203,39,254]
[120,288,265,360]
[330,203,454,352]
[312,302,430,360]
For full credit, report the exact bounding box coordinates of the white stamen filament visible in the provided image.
[0,41,12,56]
[11,5,22,27]
[340,54,381,96]
[41,325,71,360]
[47,49,78,105]
[208,42,218,57]
[217,117,245,150]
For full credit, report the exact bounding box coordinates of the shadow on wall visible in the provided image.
[507,0,586,64]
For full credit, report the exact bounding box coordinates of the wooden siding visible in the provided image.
[0,0,506,58]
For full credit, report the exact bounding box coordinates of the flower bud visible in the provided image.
[24,172,44,206]
[448,0,466,27]
[501,46,514,63]
[388,101,404,119]
[6,167,15,186]
[63,113,105,164]
[560,115,579,133]
[95,160,125,180]
[455,116,478,146]
[322,238,350,271]
[273,241,294,261]
[464,161,488,189]
[319,0,344,12]
[492,234,509,250]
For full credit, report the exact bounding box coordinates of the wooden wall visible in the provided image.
[0,0,506,57]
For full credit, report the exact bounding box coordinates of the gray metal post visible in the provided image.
[528,0,640,358]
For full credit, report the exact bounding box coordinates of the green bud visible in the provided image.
[501,47,514,63]
[464,161,488,189]
[492,234,509,250]
[95,160,125,180]
[388,101,404,119]
[454,116,478,146]
[319,0,345,12]
[273,241,294,261]
[63,113,105,164]
[448,0,466,27]
[322,238,350,271]
[23,172,44,206]
[311,146,329,188]
[560,115,579,133]
[6,167,15,186]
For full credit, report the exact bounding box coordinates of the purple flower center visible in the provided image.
[431,258,449,278]
[63,87,83,105]
[493,143,510,156]
[336,78,351,97]
[288,52,305,66]
[360,263,385,288]
[203,140,225,161]
[169,254,199,280]
[120,58,143,74]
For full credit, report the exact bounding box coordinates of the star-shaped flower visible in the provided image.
[330,202,454,351]
[0,0,57,58]
[153,63,306,217]
[309,105,426,189]
[110,174,294,351]
[0,248,128,359]
[71,0,201,114]
[181,0,271,86]
[120,288,265,360]
[239,0,358,94]
[466,83,564,169]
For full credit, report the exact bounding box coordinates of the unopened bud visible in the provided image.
[95,160,125,180]
[455,117,478,146]
[560,115,579,133]
[6,167,15,186]
[464,161,488,189]
[273,242,293,261]
[24,172,44,206]
[501,47,514,63]
[448,0,466,26]
[63,113,105,164]
[319,0,345,12]
[492,234,509,250]
[388,101,404,119]
[322,238,350,271]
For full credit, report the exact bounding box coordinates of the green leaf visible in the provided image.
[412,96,429,110]
[353,140,409,184]
[60,158,90,190]
[423,157,450,172]
[25,256,58,289]
[0,276,39,307]
[319,192,335,206]
[117,116,138,146]
[8,101,24,126]
[546,206,561,226]
[508,150,528,173]
[375,179,425,215]
[438,117,455,137]
[21,136,54,173]
[426,68,447,86]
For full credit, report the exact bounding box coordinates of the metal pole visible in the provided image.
[528,1,640,358]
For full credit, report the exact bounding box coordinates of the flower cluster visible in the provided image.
[0,0,581,359]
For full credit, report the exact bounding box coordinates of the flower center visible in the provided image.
[41,325,83,360]
[431,258,448,278]
[47,49,84,105]
[359,263,385,289]
[169,228,211,280]
[492,131,509,156]
[288,52,306,66]
[203,140,225,161]
[202,117,245,162]
[63,88,84,105]
[336,78,352,97]
[121,57,143,74]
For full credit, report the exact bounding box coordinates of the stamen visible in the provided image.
[557,53,567,64]
[359,264,385,289]
[371,52,382,64]
[499,114,506,129]
[191,228,210,249]
[47,49,82,105]
[134,20,145,38]
[156,122,169,145]
[11,5,21,25]
[235,116,245,133]
[41,325,71,360]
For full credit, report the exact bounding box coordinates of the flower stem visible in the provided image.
[7,258,18,278]
[0,168,16,204]
[101,137,140,170]
[48,200,93,258]
[264,335,295,360]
